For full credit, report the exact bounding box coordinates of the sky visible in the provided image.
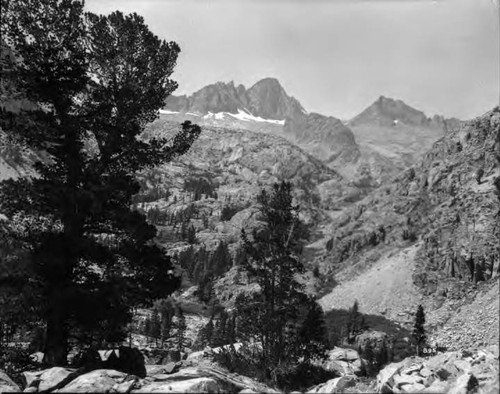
[84,0,500,120]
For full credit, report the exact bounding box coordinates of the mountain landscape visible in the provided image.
[2,74,498,391]
[0,3,498,393]
[162,78,462,186]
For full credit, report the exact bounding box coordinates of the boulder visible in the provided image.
[23,371,43,389]
[448,372,479,394]
[356,331,388,352]
[422,379,450,393]
[323,347,364,376]
[393,373,425,389]
[54,369,137,393]
[105,347,146,378]
[376,357,424,393]
[376,348,498,394]
[135,366,278,394]
[72,346,146,378]
[400,382,426,393]
[132,377,219,393]
[29,352,44,364]
[329,347,360,362]
[36,367,78,392]
[307,375,357,393]
[0,370,20,393]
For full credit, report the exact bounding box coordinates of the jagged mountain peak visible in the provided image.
[248,77,284,92]
[163,77,305,121]
[350,95,430,127]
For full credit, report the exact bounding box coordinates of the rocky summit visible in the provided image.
[162,79,462,187]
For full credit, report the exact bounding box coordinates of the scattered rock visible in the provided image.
[0,370,20,393]
[37,367,78,392]
[133,377,219,393]
[376,348,498,393]
[72,346,146,378]
[307,375,357,393]
[54,369,136,393]
[29,352,44,364]
[321,347,364,376]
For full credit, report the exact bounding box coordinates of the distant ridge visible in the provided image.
[350,95,461,131]
[164,78,305,121]
[163,78,462,186]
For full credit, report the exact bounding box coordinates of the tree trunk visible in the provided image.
[43,288,68,366]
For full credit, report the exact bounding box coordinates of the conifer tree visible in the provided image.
[187,224,197,244]
[413,305,427,356]
[235,181,321,382]
[210,241,232,277]
[347,300,364,343]
[474,261,485,283]
[375,341,388,369]
[298,298,328,360]
[174,308,187,354]
[362,342,376,376]
[198,318,214,349]
[0,0,200,364]
[149,309,161,347]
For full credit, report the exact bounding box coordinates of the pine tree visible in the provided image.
[0,1,200,365]
[210,241,232,277]
[153,298,175,347]
[347,300,363,343]
[375,341,388,370]
[413,305,427,356]
[474,261,485,283]
[199,318,214,349]
[211,310,229,347]
[174,308,187,354]
[226,314,237,345]
[299,298,328,361]
[234,181,321,382]
[149,309,161,347]
[363,342,376,376]
[187,224,197,244]
[143,317,152,345]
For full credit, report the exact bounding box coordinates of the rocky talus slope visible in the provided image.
[319,108,500,352]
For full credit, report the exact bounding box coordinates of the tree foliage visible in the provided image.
[412,304,427,356]
[346,300,366,343]
[234,181,325,386]
[0,0,200,365]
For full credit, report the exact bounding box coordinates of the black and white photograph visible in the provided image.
[0,0,499,392]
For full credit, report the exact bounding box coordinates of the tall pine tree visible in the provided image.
[235,181,322,382]
[413,304,427,356]
[0,0,200,365]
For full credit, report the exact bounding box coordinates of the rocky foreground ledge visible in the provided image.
[1,347,498,393]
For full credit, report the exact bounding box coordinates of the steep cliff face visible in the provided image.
[245,77,305,120]
[319,108,500,350]
[164,78,305,121]
[283,112,361,175]
[348,96,463,184]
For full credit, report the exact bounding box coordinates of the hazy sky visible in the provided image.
[84,0,499,120]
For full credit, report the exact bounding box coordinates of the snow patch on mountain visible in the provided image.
[202,109,285,125]
[228,109,285,125]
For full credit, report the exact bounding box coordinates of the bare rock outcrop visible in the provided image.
[0,370,20,393]
[8,364,277,393]
[376,347,499,393]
